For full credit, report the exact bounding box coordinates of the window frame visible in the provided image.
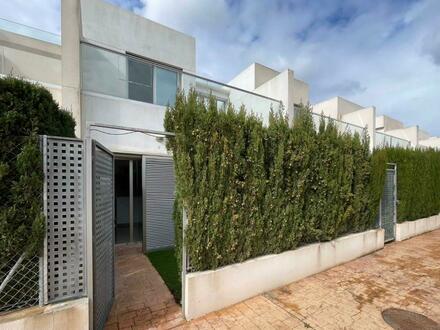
[198,92,228,111]
[126,52,182,106]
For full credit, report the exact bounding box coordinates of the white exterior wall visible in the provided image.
[62,0,82,136]
[312,97,376,149]
[375,115,404,132]
[342,107,376,151]
[385,126,419,147]
[229,63,278,91]
[83,92,169,155]
[80,0,195,73]
[419,137,440,149]
[254,69,294,115]
[0,29,62,104]
[229,63,310,122]
[312,97,363,120]
[418,129,431,141]
[312,97,339,118]
[292,78,309,105]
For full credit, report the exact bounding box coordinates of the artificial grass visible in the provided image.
[147,248,181,303]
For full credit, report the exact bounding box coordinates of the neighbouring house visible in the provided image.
[0,0,438,328]
[312,96,439,150]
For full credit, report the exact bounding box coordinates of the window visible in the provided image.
[81,43,179,106]
[128,57,153,103]
[198,94,227,110]
[128,56,179,106]
[155,67,178,106]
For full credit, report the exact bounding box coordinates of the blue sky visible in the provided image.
[2,0,440,135]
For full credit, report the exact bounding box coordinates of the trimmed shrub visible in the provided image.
[372,147,440,223]
[165,90,379,272]
[0,76,76,264]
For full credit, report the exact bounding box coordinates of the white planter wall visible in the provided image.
[395,214,440,241]
[183,229,384,320]
[0,298,88,330]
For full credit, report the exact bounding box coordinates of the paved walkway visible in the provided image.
[105,244,185,330]
[187,229,440,329]
[107,230,440,329]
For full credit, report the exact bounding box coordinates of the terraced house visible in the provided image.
[1,0,439,329]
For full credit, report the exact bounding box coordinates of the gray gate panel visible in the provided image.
[44,136,86,303]
[92,142,114,330]
[143,156,175,251]
[380,167,396,242]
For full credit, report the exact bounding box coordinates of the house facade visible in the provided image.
[0,0,438,328]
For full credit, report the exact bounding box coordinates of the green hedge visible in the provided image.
[0,77,76,264]
[165,91,380,272]
[372,147,440,223]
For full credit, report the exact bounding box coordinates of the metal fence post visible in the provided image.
[42,135,48,304]
[393,164,398,237]
[181,208,188,317]
[39,256,44,306]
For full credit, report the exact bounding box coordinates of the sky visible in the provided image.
[2,0,440,135]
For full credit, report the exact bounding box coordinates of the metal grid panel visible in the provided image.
[93,143,114,330]
[0,254,41,313]
[45,137,86,302]
[143,156,176,251]
[381,168,396,242]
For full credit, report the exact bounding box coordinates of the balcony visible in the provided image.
[374,131,410,149]
[0,17,61,45]
[80,43,282,122]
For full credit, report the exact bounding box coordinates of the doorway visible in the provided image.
[115,157,143,244]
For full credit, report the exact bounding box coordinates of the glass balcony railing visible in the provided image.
[310,112,366,137]
[0,17,61,45]
[374,131,410,149]
[181,72,282,123]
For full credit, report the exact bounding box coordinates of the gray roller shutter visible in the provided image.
[143,156,175,251]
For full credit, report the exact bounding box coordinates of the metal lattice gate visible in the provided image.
[379,164,397,242]
[43,136,86,303]
[142,156,175,252]
[92,141,115,330]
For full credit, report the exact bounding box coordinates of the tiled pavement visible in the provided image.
[105,244,185,330]
[106,229,440,329]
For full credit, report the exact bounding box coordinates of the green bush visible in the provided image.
[0,77,76,264]
[372,147,440,223]
[165,91,380,272]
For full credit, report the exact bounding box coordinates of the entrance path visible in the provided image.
[107,230,440,329]
[182,229,440,329]
[105,244,185,329]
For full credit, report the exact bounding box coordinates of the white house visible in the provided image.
[313,97,439,150]
[0,0,438,328]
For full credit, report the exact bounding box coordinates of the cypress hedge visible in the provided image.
[165,91,380,272]
[372,147,440,223]
[0,76,76,264]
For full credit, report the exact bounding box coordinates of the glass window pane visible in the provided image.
[155,67,178,106]
[128,57,153,103]
[217,99,226,110]
[81,43,128,99]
